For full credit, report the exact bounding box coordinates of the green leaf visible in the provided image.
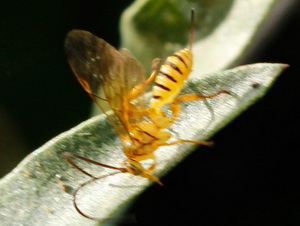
[92,0,278,116]
[121,0,277,75]
[0,63,287,225]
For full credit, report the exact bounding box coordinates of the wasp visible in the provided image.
[64,9,228,220]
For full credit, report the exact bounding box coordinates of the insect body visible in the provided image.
[64,9,228,220]
[150,49,193,109]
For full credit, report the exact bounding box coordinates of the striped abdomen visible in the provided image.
[150,48,193,109]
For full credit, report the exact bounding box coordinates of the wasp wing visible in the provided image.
[65,30,147,138]
[107,48,148,124]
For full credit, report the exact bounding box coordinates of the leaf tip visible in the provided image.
[281,64,290,70]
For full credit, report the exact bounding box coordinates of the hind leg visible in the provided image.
[127,58,161,101]
[160,139,213,147]
[170,90,230,122]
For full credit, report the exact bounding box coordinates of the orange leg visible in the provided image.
[127,58,162,101]
[160,139,213,147]
[170,90,230,122]
[156,90,229,147]
[123,158,163,186]
[122,59,161,123]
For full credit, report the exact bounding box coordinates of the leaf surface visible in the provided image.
[0,63,287,225]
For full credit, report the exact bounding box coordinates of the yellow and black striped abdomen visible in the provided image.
[150,48,193,109]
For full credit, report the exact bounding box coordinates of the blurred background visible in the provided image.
[0,1,129,175]
[1,1,300,225]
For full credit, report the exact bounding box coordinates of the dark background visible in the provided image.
[1,1,299,225]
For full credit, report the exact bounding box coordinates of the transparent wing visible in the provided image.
[65,30,147,137]
[107,48,148,124]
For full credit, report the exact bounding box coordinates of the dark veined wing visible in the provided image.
[65,30,147,138]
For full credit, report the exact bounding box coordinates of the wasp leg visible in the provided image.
[170,90,230,122]
[127,58,162,101]
[156,91,229,147]
[131,153,157,173]
[160,139,213,147]
[126,156,163,185]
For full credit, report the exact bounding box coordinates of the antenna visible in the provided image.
[189,8,195,50]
